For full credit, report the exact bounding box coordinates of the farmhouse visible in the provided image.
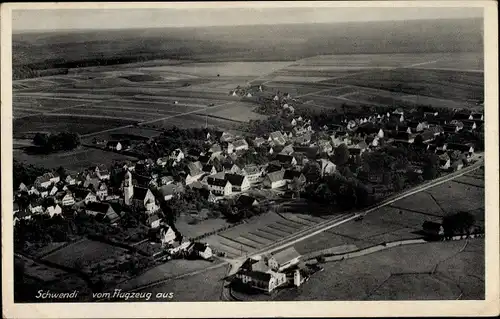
[28,199,44,214]
[202,164,218,175]
[85,202,120,223]
[223,162,241,174]
[207,177,232,196]
[268,131,287,146]
[187,242,213,260]
[34,172,60,189]
[158,225,177,246]
[160,176,175,186]
[45,204,63,218]
[156,157,169,167]
[73,188,97,204]
[266,247,301,272]
[146,214,161,229]
[253,137,267,147]
[131,187,158,213]
[225,173,250,192]
[159,184,183,202]
[276,154,297,166]
[283,170,306,184]
[228,139,249,153]
[263,170,286,189]
[242,165,262,183]
[57,191,76,206]
[236,269,287,293]
[95,164,110,180]
[438,152,451,170]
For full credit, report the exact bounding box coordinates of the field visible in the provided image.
[144,264,229,301]
[274,239,484,300]
[116,259,219,291]
[13,147,136,171]
[42,239,129,269]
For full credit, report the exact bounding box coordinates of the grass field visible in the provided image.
[42,239,129,269]
[116,259,218,291]
[145,264,229,301]
[274,239,484,300]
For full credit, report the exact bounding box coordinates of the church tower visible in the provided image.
[123,170,134,206]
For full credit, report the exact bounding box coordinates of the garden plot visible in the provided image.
[451,175,485,188]
[425,183,484,221]
[329,217,405,242]
[270,75,333,83]
[263,82,328,96]
[388,192,442,216]
[204,102,267,122]
[371,206,440,230]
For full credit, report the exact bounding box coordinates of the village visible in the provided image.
[13,84,484,296]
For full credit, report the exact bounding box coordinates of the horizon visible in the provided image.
[12,7,483,32]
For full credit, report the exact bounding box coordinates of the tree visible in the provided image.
[333,144,350,166]
[442,211,475,237]
[289,177,306,199]
[413,134,424,146]
[33,133,49,147]
[422,154,439,180]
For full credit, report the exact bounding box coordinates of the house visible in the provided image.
[96,183,108,201]
[263,170,286,189]
[159,184,184,201]
[242,165,262,184]
[237,194,259,207]
[131,187,158,213]
[83,173,101,190]
[156,157,169,167]
[225,174,251,192]
[106,141,122,151]
[158,225,177,246]
[58,192,76,207]
[209,144,222,154]
[223,162,241,174]
[422,221,444,237]
[160,175,175,186]
[147,214,161,229]
[268,147,274,155]
[198,188,218,203]
[391,131,415,144]
[253,137,267,147]
[268,131,287,146]
[49,185,59,196]
[447,143,474,155]
[228,139,249,153]
[438,152,451,170]
[202,164,217,175]
[34,172,60,189]
[451,159,464,171]
[185,162,205,185]
[317,140,334,154]
[95,164,110,180]
[28,199,44,214]
[280,144,295,156]
[242,269,287,293]
[461,120,477,131]
[169,148,185,162]
[418,130,435,143]
[207,177,232,196]
[469,112,484,121]
[45,204,63,218]
[317,159,336,177]
[220,131,235,143]
[295,133,311,145]
[73,188,97,204]
[18,182,29,193]
[407,121,428,132]
[283,170,306,184]
[331,131,351,147]
[187,242,213,260]
[85,202,120,223]
[276,154,297,166]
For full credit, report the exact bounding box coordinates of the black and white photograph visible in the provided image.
[1,1,498,318]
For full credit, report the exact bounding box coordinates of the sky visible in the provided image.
[12,6,483,32]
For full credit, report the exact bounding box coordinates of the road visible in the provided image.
[118,159,482,296]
